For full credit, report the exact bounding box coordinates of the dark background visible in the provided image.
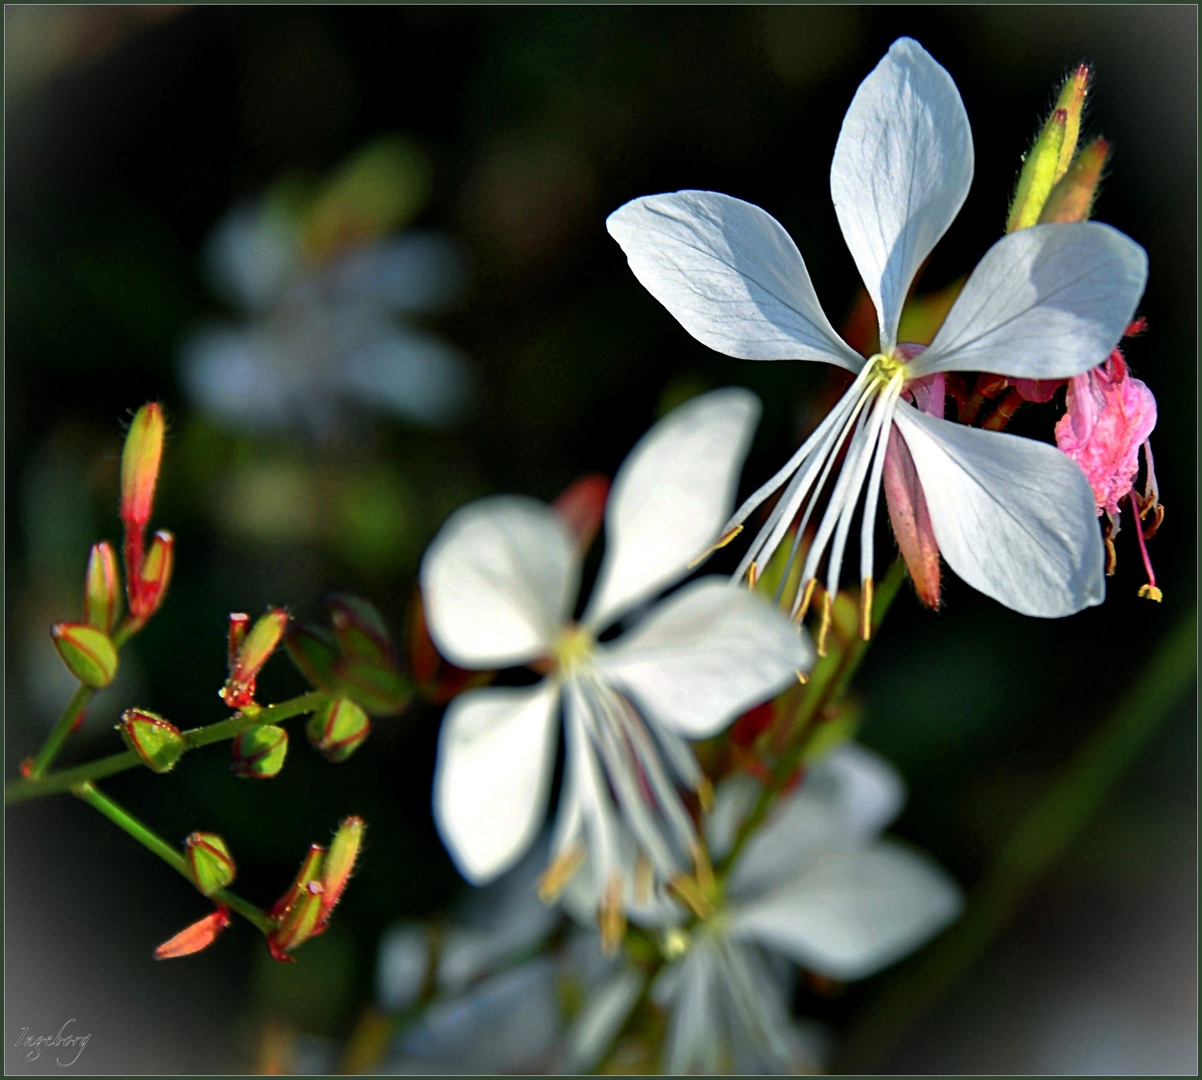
[6,6,1196,1073]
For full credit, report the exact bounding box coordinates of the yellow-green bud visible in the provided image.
[84,542,121,633]
[307,698,371,763]
[319,816,364,922]
[184,831,237,896]
[1007,108,1068,233]
[52,622,119,688]
[119,708,186,773]
[267,844,327,960]
[120,403,165,533]
[230,724,288,779]
[1039,137,1109,225]
[221,608,289,708]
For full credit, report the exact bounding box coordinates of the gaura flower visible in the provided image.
[420,389,812,924]
[650,743,962,1074]
[607,38,1148,627]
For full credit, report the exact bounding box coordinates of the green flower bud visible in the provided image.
[326,593,395,667]
[319,816,363,923]
[1007,108,1068,233]
[221,608,289,708]
[1039,137,1109,225]
[267,845,327,961]
[119,708,186,773]
[120,402,165,533]
[230,724,288,779]
[307,698,371,763]
[52,622,119,688]
[184,831,237,896]
[84,542,121,633]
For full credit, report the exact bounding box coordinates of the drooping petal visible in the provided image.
[584,388,762,629]
[606,191,863,370]
[433,682,561,884]
[893,403,1105,617]
[421,496,579,668]
[596,578,811,740]
[910,222,1148,380]
[729,840,963,982]
[831,37,973,351]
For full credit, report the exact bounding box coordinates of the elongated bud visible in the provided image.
[1007,108,1068,232]
[52,622,119,688]
[222,609,289,708]
[130,530,174,621]
[155,905,230,960]
[228,613,251,668]
[268,845,327,961]
[121,403,165,533]
[307,698,371,763]
[231,724,288,779]
[119,707,187,773]
[84,542,121,632]
[184,831,237,896]
[327,593,395,667]
[1039,137,1109,224]
[318,816,363,924]
[1052,64,1090,179]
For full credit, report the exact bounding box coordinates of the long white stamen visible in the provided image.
[563,691,622,889]
[859,382,903,587]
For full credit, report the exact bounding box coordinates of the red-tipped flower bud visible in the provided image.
[317,816,363,926]
[52,622,119,688]
[120,403,165,534]
[1007,108,1069,233]
[221,609,289,709]
[155,905,231,960]
[184,831,237,896]
[231,724,288,779]
[227,613,251,669]
[84,542,122,633]
[267,845,327,961]
[1039,136,1109,225]
[130,530,174,622]
[327,593,395,667]
[119,708,187,773]
[306,698,371,763]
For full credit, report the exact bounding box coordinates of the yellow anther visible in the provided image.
[697,776,714,814]
[1138,584,1163,602]
[859,576,875,641]
[634,855,653,906]
[537,843,585,903]
[747,561,759,591]
[796,669,809,686]
[599,875,626,956]
[816,591,834,657]
[688,524,743,569]
[795,578,817,624]
[667,874,714,920]
[691,842,715,896]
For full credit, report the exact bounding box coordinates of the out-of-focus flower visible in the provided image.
[179,139,475,439]
[608,38,1147,623]
[421,390,811,943]
[648,744,961,1073]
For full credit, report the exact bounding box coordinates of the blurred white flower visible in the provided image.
[420,389,813,939]
[649,743,962,1073]
[608,37,1148,620]
[179,194,475,439]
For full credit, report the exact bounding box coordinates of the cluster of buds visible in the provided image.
[120,403,174,627]
[287,593,412,716]
[221,609,290,710]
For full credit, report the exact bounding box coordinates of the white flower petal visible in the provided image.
[893,404,1105,617]
[562,967,646,1073]
[910,222,1149,380]
[584,388,762,629]
[729,840,963,982]
[421,496,579,668]
[607,191,863,370]
[831,38,973,351]
[433,683,561,884]
[376,922,431,1013]
[596,578,811,740]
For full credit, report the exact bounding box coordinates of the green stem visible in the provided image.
[834,605,1197,1073]
[72,780,274,934]
[6,690,330,805]
[720,558,908,873]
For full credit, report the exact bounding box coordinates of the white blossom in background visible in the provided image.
[421,388,813,939]
[179,197,475,439]
[608,37,1148,622]
[649,743,962,1074]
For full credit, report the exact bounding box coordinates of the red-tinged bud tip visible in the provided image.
[120,403,165,532]
[155,905,231,960]
[129,530,174,621]
[52,622,119,688]
[84,542,122,633]
[119,708,186,773]
[319,817,364,922]
[230,724,289,779]
[222,609,290,708]
[227,614,251,670]
[184,832,237,896]
[553,473,611,554]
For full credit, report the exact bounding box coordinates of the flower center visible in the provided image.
[553,624,595,675]
[867,351,910,388]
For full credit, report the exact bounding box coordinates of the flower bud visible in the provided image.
[52,622,119,688]
[306,698,371,763]
[221,609,289,708]
[1051,63,1090,179]
[326,593,395,667]
[155,905,230,960]
[1007,108,1068,233]
[184,831,237,896]
[267,845,327,961]
[1038,137,1109,225]
[120,402,165,533]
[231,724,288,779]
[227,613,251,668]
[129,529,174,621]
[84,542,121,633]
[119,708,187,773]
[318,816,363,924]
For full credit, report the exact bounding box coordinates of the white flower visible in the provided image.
[651,743,962,1074]
[420,388,813,927]
[179,199,475,438]
[607,37,1148,623]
